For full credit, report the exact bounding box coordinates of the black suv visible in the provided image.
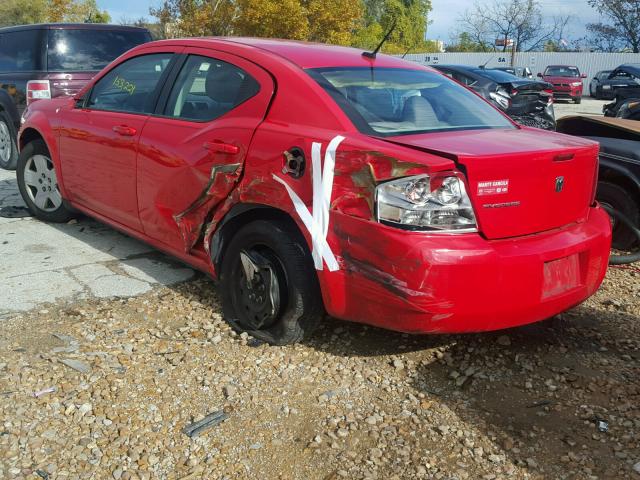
[0,23,151,169]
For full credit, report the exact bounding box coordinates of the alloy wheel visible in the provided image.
[0,120,12,164]
[23,154,62,212]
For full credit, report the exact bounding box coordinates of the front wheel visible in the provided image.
[17,139,75,223]
[219,219,324,345]
[574,96,582,104]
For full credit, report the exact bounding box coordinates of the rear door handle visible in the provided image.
[204,140,240,155]
[112,125,137,136]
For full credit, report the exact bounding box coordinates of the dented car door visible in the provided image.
[136,49,275,252]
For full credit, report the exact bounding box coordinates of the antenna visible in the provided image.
[480,56,495,69]
[363,20,397,59]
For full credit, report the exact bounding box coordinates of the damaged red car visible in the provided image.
[17,38,612,344]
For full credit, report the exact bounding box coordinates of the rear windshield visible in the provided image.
[308,67,514,136]
[544,66,580,77]
[47,29,151,71]
[475,68,520,82]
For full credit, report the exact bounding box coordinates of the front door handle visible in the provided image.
[112,125,137,136]
[204,140,239,155]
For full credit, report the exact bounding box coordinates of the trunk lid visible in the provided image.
[501,80,553,115]
[384,128,599,239]
[48,71,98,99]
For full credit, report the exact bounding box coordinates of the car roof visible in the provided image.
[0,23,149,33]
[142,37,419,70]
[545,65,579,68]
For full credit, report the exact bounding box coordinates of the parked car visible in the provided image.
[433,64,555,130]
[589,70,612,99]
[490,66,533,79]
[557,116,640,249]
[0,23,152,169]
[591,65,640,100]
[602,65,640,120]
[539,65,586,103]
[18,38,611,344]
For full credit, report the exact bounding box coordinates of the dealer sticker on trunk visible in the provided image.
[477,179,509,196]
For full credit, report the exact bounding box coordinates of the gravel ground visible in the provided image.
[0,265,638,480]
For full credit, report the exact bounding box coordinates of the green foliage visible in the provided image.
[446,32,491,52]
[150,0,431,53]
[0,0,48,27]
[0,0,109,26]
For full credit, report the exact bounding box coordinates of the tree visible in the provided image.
[0,0,48,27]
[457,0,570,52]
[587,0,640,53]
[446,32,492,52]
[234,0,309,40]
[352,0,433,53]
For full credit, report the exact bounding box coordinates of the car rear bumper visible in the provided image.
[322,206,611,333]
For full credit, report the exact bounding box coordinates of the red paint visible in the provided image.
[19,38,612,335]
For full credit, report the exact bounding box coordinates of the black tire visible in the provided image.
[574,96,582,104]
[0,110,18,170]
[219,219,324,345]
[17,139,75,223]
[597,181,639,250]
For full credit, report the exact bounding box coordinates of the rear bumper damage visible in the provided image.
[322,206,611,333]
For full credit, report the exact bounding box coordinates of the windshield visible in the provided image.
[544,66,580,77]
[47,29,151,71]
[308,67,514,136]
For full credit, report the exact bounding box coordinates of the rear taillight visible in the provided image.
[26,80,51,105]
[544,89,554,104]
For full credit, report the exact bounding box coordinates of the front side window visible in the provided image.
[0,30,44,72]
[308,67,514,136]
[163,55,260,121]
[47,29,151,72]
[87,53,173,114]
[544,66,580,77]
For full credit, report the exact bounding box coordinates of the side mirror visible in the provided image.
[537,72,543,78]
[581,73,587,78]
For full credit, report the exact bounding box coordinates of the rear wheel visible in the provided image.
[219,219,324,345]
[17,139,75,223]
[597,181,639,250]
[0,111,18,170]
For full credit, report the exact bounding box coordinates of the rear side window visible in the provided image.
[87,53,173,114]
[47,29,151,72]
[309,67,514,136]
[163,55,260,121]
[0,30,44,72]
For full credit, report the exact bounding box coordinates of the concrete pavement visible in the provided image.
[0,168,194,318]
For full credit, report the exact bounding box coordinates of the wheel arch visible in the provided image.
[19,127,45,151]
[599,162,640,206]
[210,203,311,272]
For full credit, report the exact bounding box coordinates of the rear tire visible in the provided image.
[0,111,18,170]
[597,181,639,250]
[17,139,75,223]
[219,219,324,345]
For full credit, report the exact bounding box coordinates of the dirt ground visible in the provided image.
[0,263,638,480]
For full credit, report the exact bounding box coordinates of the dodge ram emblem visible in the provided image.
[555,176,565,193]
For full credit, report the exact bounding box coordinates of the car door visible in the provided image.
[136,49,275,252]
[58,49,177,230]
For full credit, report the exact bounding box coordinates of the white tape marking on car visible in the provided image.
[272,135,345,272]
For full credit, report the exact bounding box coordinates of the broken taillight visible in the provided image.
[26,80,51,105]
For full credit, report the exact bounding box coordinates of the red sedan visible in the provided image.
[17,38,611,344]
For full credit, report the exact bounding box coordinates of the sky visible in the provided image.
[100,0,603,43]
[427,0,601,42]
